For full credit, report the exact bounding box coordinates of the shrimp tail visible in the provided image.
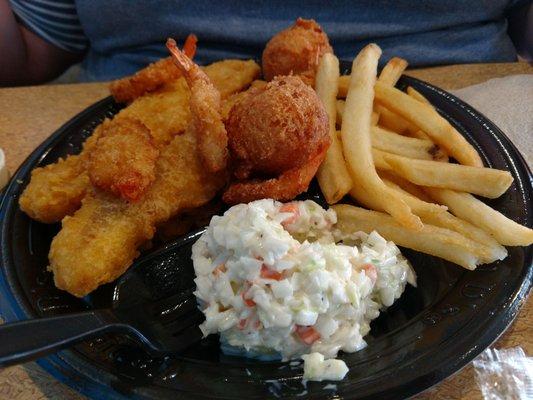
[166,38,196,76]
[166,37,229,173]
[182,34,198,58]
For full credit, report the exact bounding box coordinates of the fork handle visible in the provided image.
[0,310,123,367]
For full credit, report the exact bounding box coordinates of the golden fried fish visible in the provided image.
[49,131,226,297]
[19,59,260,223]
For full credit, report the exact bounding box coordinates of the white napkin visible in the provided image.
[451,75,532,168]
[0,149,8,190]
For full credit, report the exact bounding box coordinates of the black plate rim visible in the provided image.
[0,75,531,399]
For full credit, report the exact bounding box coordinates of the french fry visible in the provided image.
[371,148,393,171]
[348,181,505,264]
[407,130,448,161]
[329,142,404,175]
[349,181,384,211]
[382,152,513,198]
[381,179,447,214]
[371,126,447,161]
[382,180,507,263]
[377,107,445,159]
[337,100,378,126]
[342,73,408,100]
[337,50,526,268]
[407,86,431,105]
[375,104,416,134]
[376,85,449,158]
[315,53,353,204]
[424,188,533,246]
[349,175,446,218]
[371,110,379,126]
[338,75,349,97]
[333,204,482,270]
[341,44,422,230]
[377,106,440,149]
[409,129,432,140]
[378,57,408,86]
[377,170,434,202]
[407,130,450,160]
[374,57,410,132]
[374,82,483,167]
[352,173,506,263]
[336,100,344,125]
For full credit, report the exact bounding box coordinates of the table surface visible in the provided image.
[0,62,531,400]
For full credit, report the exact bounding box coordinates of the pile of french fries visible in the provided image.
[315,45,533,270]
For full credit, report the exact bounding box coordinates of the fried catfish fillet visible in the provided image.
[18,124,105,223]
[19,59,260,223]
[19,155,89,224]
[49,131,226,297]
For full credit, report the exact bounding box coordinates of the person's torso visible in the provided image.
[74,0,519,81]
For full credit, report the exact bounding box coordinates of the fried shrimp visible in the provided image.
[222,150,326,203]
[223,75,330,204]
[109,34,198,103]
[88,118,159,202]
[262,18,332,85]
[167,38,228,172]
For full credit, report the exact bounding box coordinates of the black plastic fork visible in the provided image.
[0,230,206,368]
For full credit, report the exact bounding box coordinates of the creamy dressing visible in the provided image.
[192,199,416,381]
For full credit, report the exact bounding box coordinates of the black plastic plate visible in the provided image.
[0,72,531,399]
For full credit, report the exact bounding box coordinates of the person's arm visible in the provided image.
[0,0,82,86]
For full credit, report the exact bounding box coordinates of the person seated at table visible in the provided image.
[0,0,530,86]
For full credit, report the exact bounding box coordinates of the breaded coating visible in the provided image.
[223,150,325,204]
[49,131,226,297]
[88,118,159,201]
[220,80,267,121]
[19,155,90,224]
[226,75,330,178]
[18,124,105,223]
[223,76,330,204]
[112,59,260,148]
[167,39,228,172]
[49,191,144,297]
[109,34,198,103]
[19,59,260,223]
[110,57,183,104]
[113,78,191,148]
[201,60,262,97]
[262,18,332,85]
